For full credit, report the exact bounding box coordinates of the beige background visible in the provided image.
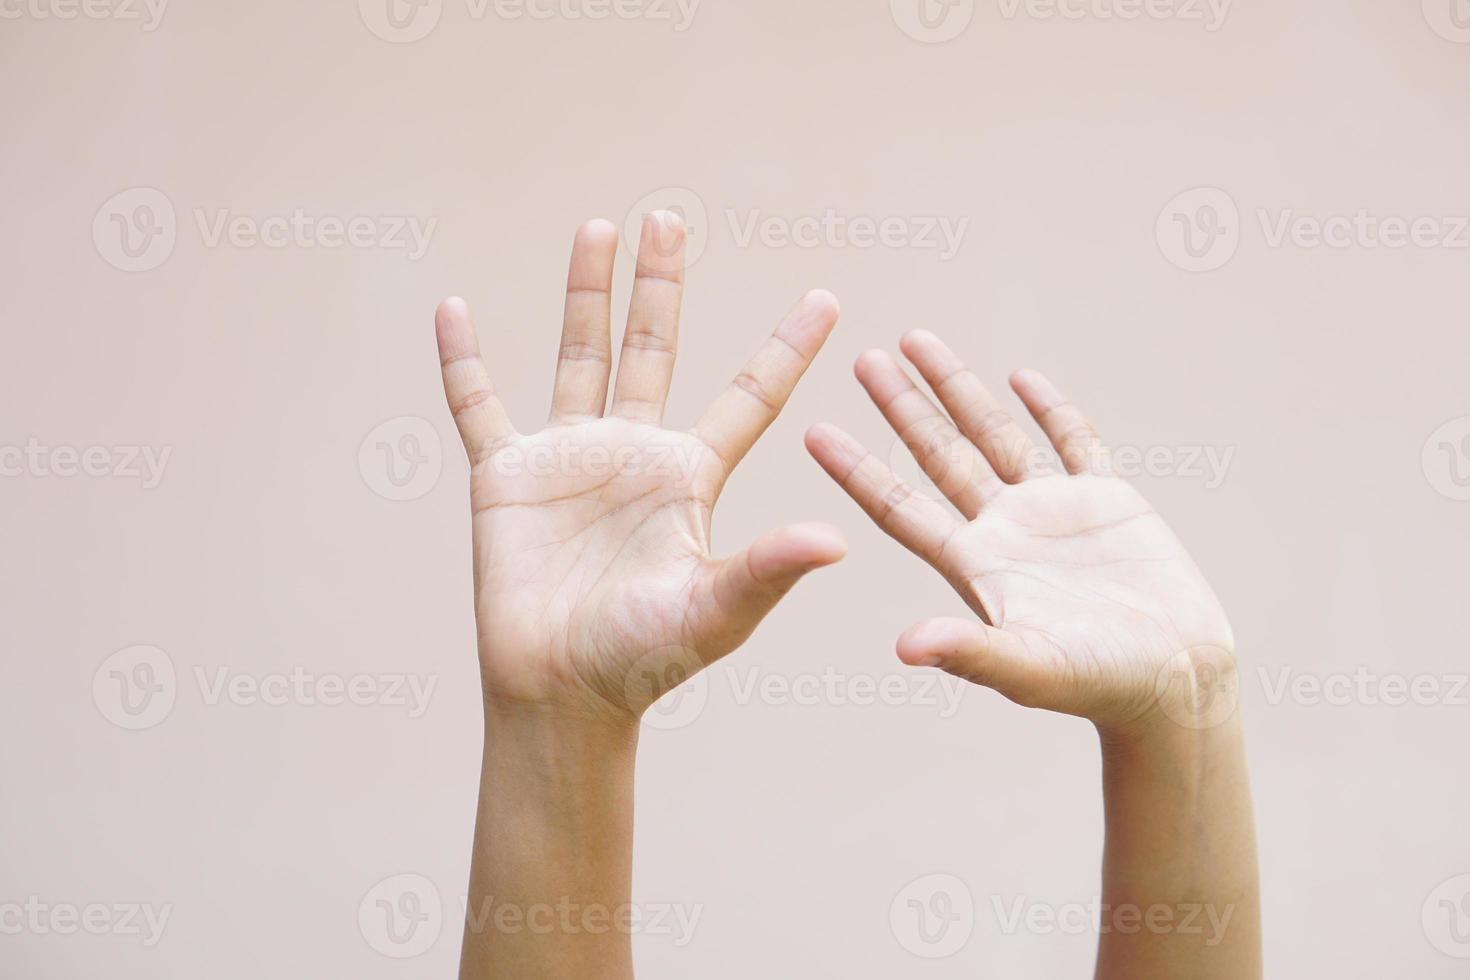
[3,0,1469,976]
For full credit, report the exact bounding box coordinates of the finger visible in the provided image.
[691,289,840,477]
[1009,369,1107,476]
[899,330,1051,482]
[897,617,1052,709]
[435,297,516,460]
[853,348,999,518]
[804,422,961,565]
[707,522,847,643]
[550,219,618,423]
[610,210,685,423]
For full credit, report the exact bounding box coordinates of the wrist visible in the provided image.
[467,701,640,980]
[1096,643,1241,750]
[1096,708,1243,773]
[483,698,640,773]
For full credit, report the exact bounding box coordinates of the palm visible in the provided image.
[469,421,719,710]
[436,215,844,718]
[944,475,1230,720]
[807,332,1232,727]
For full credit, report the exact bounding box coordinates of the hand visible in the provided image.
[436,213,845,723]
[805,330,1234,735]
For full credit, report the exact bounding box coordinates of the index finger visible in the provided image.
[690,289,840,476]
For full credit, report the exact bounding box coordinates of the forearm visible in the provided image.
[1093,711,1261,980]
[459,702,640,980]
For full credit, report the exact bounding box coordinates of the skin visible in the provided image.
[439,214,1260,978]
[805,334,1261,979]
[439,212,844,979]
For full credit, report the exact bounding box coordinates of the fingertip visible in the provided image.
[434,297,479,358]
[1009,367,1042,391]
[645,209,686,235]
[803,423,834,454]
[782,289,841,350]
[853,348,891,380]
[898,329,939,356]
[784,520,848,566]
[801,288,841,320]
[746,521,847,588]
[435,295,469,324]
[803,422,859,462]
[896,617,981,667]
[576,218,619,246]
[896,619,939,666]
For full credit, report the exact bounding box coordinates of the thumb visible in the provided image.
[710,522,846,635]
[897,617,1050,708]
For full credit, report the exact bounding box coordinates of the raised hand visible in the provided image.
[436,213,845,722]
[805,330,1235,734]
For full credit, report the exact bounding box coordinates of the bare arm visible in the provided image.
[806,330,1261,979]
[459,707,639,979]
[1094,712,1260,977]
[435,214,844,979]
